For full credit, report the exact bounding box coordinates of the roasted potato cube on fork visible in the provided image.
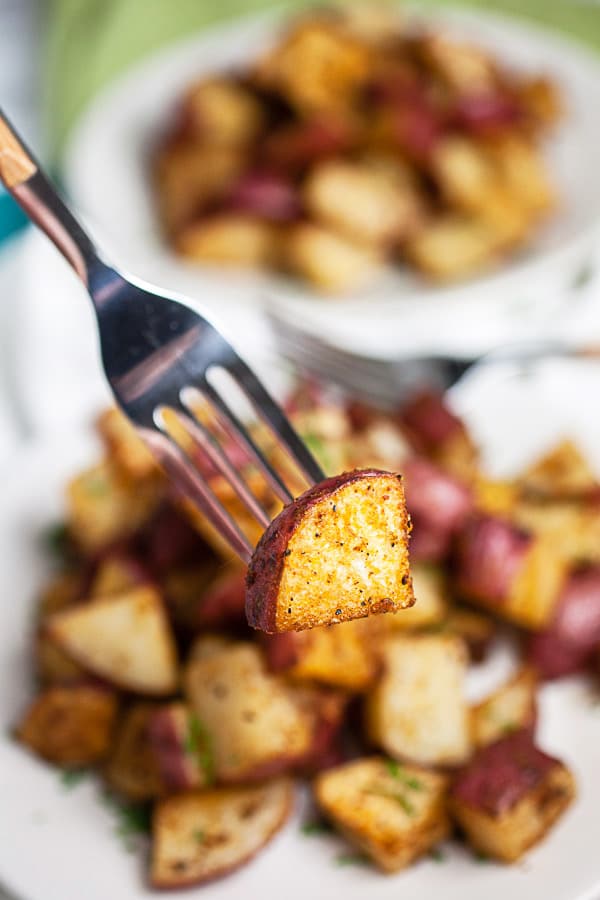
[246,469,413,632]
[315,757,450,872]
[450,730,575,862]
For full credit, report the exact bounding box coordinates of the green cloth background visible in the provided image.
[47,0,600,157]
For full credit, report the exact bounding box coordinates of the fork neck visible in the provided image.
[12,169,103,287]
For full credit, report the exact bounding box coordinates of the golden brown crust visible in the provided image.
[246,469,413,633]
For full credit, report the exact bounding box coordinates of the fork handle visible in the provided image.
[0,109,100,286]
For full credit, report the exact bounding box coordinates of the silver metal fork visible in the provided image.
[268,308,600,410]
[0,110,324,562]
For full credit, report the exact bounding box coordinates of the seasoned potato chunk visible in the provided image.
[366,634,470,766]
[155,143,244,233]
[97,408,158,480]
[104,703,166,801]
[443,607,497,663]
[488,135,555,217]
[66,461,161,554]
[305,160,422,245]
[184,642,313,782]
[315,757,450,872]
[183,78,265,145]
[455,514,567,629]
[176,214,278,267]
[471,667,537,748]
[285,222,381,293]
[405,216,499,280]
[147,702,209,792]
[151,779,293,888]
[16,685,118,767]
[46,586,179,695]
[520,439,598,500]
[263,618,379,691]
[449,730,575,862]
[254,20,370,113]
[246,469,413,632]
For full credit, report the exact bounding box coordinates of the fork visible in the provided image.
[0,110,324,562]
[268,308,600,409]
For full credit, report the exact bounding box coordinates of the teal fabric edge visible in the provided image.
[0,194,28,245]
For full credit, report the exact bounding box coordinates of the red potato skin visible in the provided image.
[451,730,558,817]
[527,565,600,679]
[245,469,406,633]
[403,457,473,562]
[150,787,294,890]
[261,633,304,672]
[140,503,213,575]
[398,390,464,455]
[147,706,201,791]
[455,514,532,605]
[196,569,247,629]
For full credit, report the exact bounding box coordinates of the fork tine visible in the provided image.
[199,381,295,504]
[228,358,326,486]
[144,424,254,563]
[176,393,272,530]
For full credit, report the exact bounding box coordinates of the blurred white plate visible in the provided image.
[3,360,600,900]
[64,4,600,359]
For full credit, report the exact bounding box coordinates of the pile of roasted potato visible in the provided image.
[14,379,595,887]
[153,6,561,293]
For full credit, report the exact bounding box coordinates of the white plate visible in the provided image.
[64,4,600,359]
[3,361,600,900]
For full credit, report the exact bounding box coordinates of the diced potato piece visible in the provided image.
[66,460,161,554]
[527,565,600,679]
[151,779,293,888]
[47,587,178,695]
[432,137,496,210]
[365,634,470,766]
[246,469,413,632]
[513,498,600,566]
[155,143,244,234]
[176,214,278,267]
[97,408,158,480]
[398,389,478,479]
[449,731,575,862]
[16,685,117,767]
[88,553,149,600]
[471,667,537,748]
[184,78,265,145]
[147,703,209,792]
[254,20,370,113]
[105,704,167,800]
[285,222,381,293]
[474,476,519,516]
[418,34,497,93]
[456,515,567,630]
[520,439,598,500]
[488,135,555,217]
[383,564,447,630]
[263,618,379,691]
[293,686,348,773]
[516,76,562,130]
[405,216,498,280]
[315,757,450,872]
[304,160,423,246]
[184,643,313,782]
[432,138,528,247]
